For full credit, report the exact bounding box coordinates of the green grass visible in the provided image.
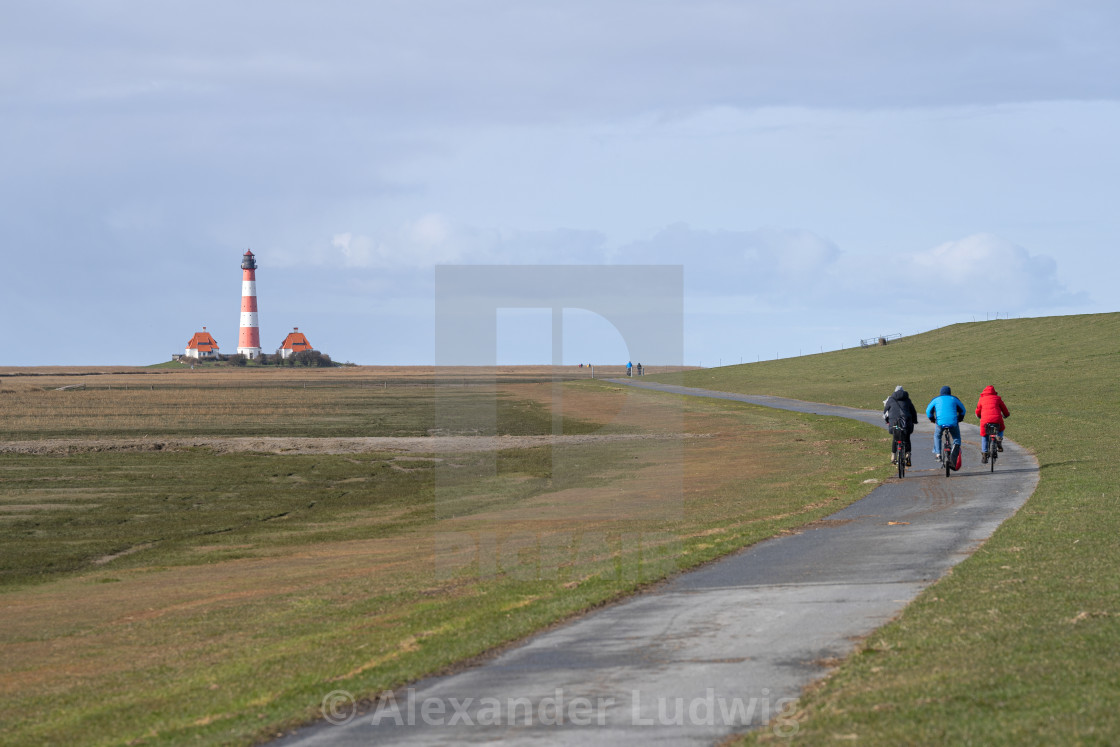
[0,451,427,585]
[0,387,617,589]
[0,377,888,745]
[650,312,1120,744]
[0,385,604,440]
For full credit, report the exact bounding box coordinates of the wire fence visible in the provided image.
[700,313,1025,368]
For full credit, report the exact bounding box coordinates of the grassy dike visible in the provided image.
[657,312,1120,744]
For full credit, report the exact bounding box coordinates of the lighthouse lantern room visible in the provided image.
[237,250,262,359]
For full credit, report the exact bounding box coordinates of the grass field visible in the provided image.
[0,365,630,439]
[655,312,1120,744]
[0,366,886,745]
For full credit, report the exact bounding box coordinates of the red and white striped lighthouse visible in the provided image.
[237,249,262,359]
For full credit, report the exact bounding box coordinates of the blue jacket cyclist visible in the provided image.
[925,385,966,461]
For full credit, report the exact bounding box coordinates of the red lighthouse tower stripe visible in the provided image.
[241,275,257,312]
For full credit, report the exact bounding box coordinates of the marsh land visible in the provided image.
[0,364,882,745]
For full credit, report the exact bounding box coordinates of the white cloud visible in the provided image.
[613,224,842,297]
[610,226,1085,319]
[908,233,1084,309]
[329,232,368,266]
[287,223,1082,319]
[279,217,609,272]
[305,220,847,299]
[309,215,464,269]
[407,214,452,248]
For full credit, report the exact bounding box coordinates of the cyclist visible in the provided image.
[925,385,966,463]
[975,385,1011,463]
[883,385,918,466]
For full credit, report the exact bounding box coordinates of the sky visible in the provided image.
[2,1,1118,366]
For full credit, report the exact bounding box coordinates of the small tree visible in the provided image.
[291,350,334,367]
[228,353,248,367]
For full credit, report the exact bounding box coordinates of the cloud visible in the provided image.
[611,226,1084,318]
[276,215,462,270]
[326,214,460,269]
[304,219,845,300]
[6,1,1119,131]
[287,222,1083,314]
[613,224,842,297]
[275,216,609,272]
[907,233,1086,309]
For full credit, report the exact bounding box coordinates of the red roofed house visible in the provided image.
[185,327,220,359]
[279,327,313,359]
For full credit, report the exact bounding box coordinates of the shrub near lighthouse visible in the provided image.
[237,249,262,359]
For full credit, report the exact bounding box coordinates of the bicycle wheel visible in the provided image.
[897,435,905,479]
[989,440,997,472]
[943,431,952,477]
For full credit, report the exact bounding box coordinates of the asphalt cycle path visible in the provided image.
[277,382,1039,746]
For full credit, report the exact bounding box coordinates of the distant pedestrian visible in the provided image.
[626,361,633,377]
[636,363,643,376]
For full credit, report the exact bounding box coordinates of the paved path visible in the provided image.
[277,383,1039,746]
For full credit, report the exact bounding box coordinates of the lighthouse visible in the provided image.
[237,249,262,359]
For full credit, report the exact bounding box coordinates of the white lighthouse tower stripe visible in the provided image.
[237,249,262,359]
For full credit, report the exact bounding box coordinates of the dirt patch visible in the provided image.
[0,433,706,456]
[92,542,156,565]
[804,518,856,529]
[0,503,94,511]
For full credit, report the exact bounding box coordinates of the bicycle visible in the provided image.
[891,422,908,478]
[985,423,1000,472]
[940,426,954,477]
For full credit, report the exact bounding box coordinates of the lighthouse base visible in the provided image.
[237,347,262,360]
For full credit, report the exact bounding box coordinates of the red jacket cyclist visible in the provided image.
[975,385,1011,463]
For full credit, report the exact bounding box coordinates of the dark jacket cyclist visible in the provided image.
[925,385,966,462]
[883,385,918,466]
